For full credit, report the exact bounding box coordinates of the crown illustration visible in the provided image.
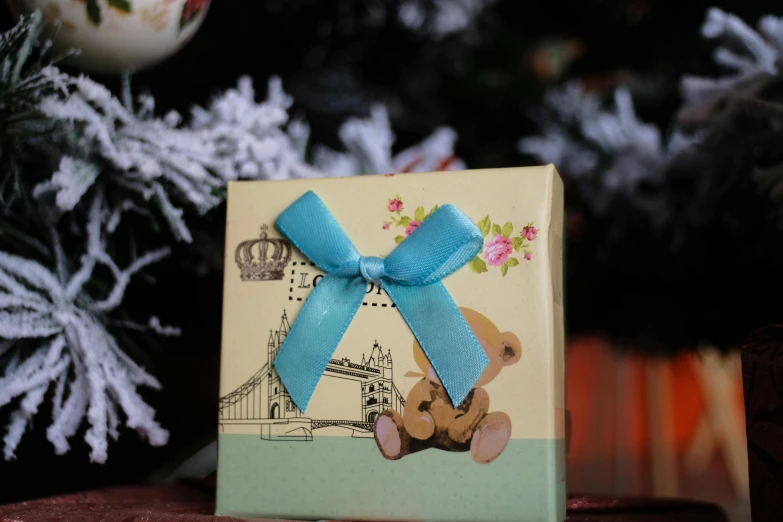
[235,225,292,281]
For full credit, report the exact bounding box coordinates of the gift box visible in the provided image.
[216,166,566,522]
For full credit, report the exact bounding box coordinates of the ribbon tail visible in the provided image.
[274,274,367,412]
[384,281,489,407]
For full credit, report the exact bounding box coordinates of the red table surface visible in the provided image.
[0,479,728,522]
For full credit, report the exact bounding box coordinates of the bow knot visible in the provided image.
[274,191,490,412]
[358,256,385,284]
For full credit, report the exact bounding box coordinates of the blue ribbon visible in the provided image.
[274,191,489,412]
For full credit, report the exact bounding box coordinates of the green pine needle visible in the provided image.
[0,12,65,208]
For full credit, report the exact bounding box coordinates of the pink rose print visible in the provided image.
[405,220,421,236]
[388,199,404,212]
[383,197,535,275]
[184,0,209,18]
[483,235,513,267]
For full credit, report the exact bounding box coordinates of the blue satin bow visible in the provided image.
[274,191,489,412]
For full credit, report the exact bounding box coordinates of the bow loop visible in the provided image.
[384,204,484,285]
[276,191,360,272]
[273,191,489,412]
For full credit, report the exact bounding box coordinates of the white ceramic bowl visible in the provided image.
[7,0,210,74]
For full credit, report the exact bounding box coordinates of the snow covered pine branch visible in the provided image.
[678,8,783,204]
[34,72,233,244]
[397,0,494,39]
[0,194,170,463]
[680,8,783,109]
[313,104,464,176]
[518,82,696,216]
[33,74,329,244]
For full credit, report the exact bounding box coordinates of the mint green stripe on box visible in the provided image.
[216,434,565,522]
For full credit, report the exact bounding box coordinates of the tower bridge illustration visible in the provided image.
[219,310,406,441]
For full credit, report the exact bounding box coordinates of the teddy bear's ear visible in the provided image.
[499,332,522,366]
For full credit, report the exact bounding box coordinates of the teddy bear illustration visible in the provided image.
[373,307,522,464]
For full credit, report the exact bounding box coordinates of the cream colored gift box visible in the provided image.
[217,166,565,522]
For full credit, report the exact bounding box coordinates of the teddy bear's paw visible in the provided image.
[470,412,512,464]
[375,411,406,460]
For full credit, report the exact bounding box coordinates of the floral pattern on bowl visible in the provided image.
[6,0,212,73]
[72,0,208,31]
[382,195,537,276]
[179,0,208,28]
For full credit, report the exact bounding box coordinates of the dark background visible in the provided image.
[0,0,781,505]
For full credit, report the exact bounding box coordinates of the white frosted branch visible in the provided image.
[314,103,462,177]
[65,255,96,301]
[148,316,181,336]
[47,371,88,455]
[0,311,63,339]
[0,293,51,312]
[72,74,133,124]
[680,74,749,104]
[104,341,161,390]
[0,269,41,302]
[713,47,758,73]
[33,156,101,212]
[107,376,168,448]
[313,148,356,176]
[106,200,144,233]
[51,370,67,418]
[0,215,172,460]
[40,65,72,94]
[702,8,777,72]
[4,385,48,459]
[0,251,64,300]
[66,319,109,463]
[152,182,192,243]
[339,105,394,174]
[106,397,119,441]
[399,0,492,38]
[0,356,70,407]
[64,197,101,299]
[759,15,783,53]
[682,9,782,105]
[40,95,121,161]
[90,247,169,313]
[393,127,462,173]
[520,80,691,212]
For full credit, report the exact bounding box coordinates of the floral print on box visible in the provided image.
[382,196,537,276]
[484,234,513,267]
[471,217,537,276]
[383,195,440,243]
